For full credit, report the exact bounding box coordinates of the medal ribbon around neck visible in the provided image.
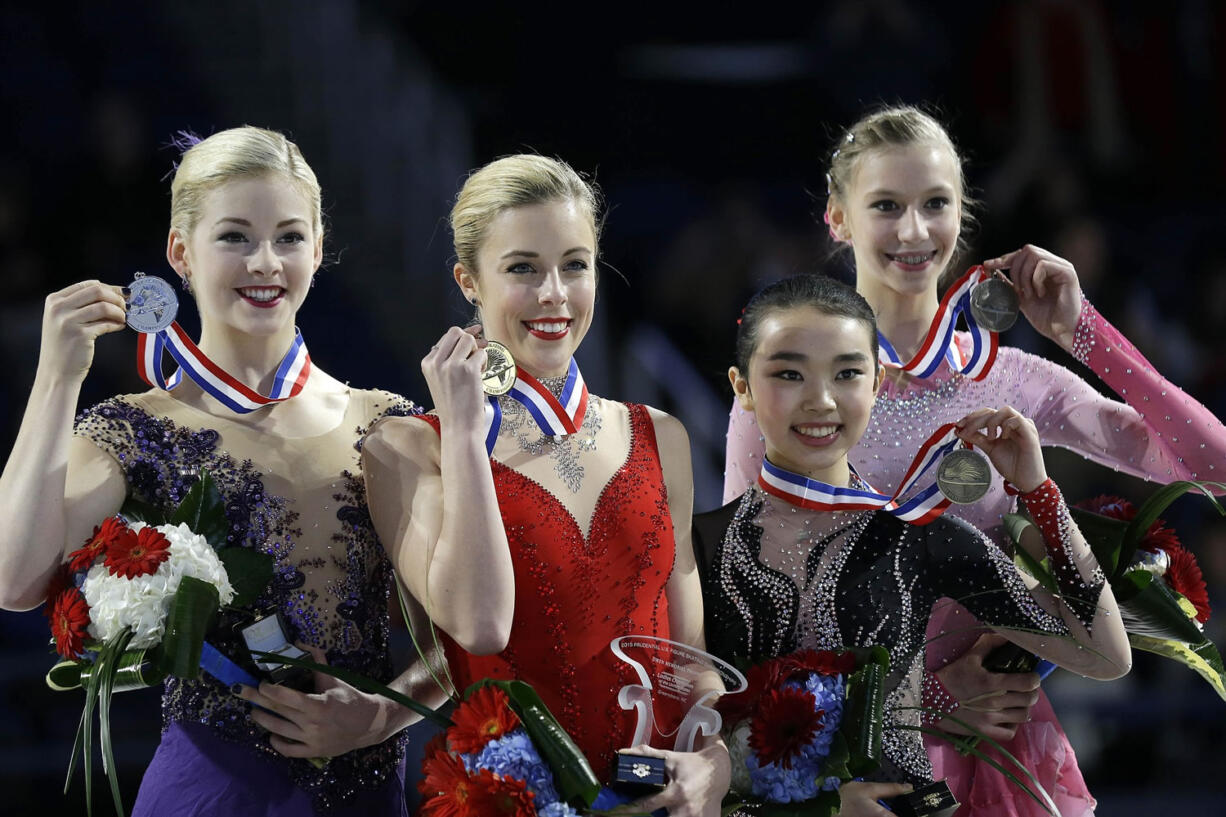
[877,265,998,381]
[757,422,964,525]
[136,322,311,414]
[480,357,588,455]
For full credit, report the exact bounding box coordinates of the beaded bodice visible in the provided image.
[414,402,676,779]
[73,388,418,811]
[693,487,1070,785]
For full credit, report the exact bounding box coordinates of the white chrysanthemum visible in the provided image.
[83,522,234,648]
[725,721,754,794]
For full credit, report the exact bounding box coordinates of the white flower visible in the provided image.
[725,720,754,794]
[83,522,234,648]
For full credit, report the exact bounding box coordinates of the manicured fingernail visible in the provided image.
[121,286,131,298]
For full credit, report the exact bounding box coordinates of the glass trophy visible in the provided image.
[609,636,748,788]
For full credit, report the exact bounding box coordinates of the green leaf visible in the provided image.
[907,721,1058,816]
[169,471,230,551]
[157,577,220,679]
[475,679,602,807]
[98,630,133,817]
[1130,633,1226,702]
[840,648,887,777]
[1114,570,1206,643]
[218,548,275,610]
[1124,481,1226,558]
[1067,507,1130,579]
[249,649,452,728]
[118,495,166,527]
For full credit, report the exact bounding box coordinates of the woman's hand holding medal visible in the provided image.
[420,325,493,435]
[39,280,127,383]
[954,406,1046,494]
[984,245,1083,351]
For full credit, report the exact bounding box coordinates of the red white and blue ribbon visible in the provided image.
[481,358,588,454]
[136,322,311,414]
[877,265,998,381]
[757,422,962,525]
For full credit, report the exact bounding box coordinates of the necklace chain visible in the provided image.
[498,375,600,493]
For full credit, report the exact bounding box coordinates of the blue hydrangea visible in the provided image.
[462,727,563,809]
[746,671,847,803]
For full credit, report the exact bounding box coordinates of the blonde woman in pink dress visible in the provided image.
[722,106,1226,817]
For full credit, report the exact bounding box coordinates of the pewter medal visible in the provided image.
[125,272,178,333]
[935,447,992,504]
[968,276,1019,333]
[481,340,517,396]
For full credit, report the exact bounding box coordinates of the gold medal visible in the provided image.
[481,340,517,396]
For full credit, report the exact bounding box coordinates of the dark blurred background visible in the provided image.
[2,1,1225,814]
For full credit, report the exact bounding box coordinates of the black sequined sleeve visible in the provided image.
[924,515,1070,638]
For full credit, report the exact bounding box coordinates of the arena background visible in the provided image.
[2,2,1225,814]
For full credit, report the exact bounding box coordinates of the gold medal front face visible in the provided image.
[481,340,517,396]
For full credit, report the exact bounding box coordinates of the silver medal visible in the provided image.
[969,276,1019,332]
[936,447,993,504]
[125,273,178,333]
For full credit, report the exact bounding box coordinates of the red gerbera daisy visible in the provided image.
[104,526,171,579]
[49,587,91,659]
[448,685,520,754]
[67,516,130,572]
[719,658,788,725]
[1164,545,1211,623]
[749,685,824,768]
[42,563,75,624]
[467,768,536,817]
[1077,495,1183,553]
[419,744,477,817]
[785,649,856,678]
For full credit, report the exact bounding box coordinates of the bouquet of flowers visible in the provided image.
[418,680,601,817]
[1003,480,1226,699]
[44,472,274,816]
[716,647,887,815]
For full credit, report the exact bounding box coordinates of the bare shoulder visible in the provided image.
[362,412,439,467]
[643,405,691,455]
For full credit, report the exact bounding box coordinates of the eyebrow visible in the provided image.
[499,247,592,260]
[215,217,307,228]
[765,350,870,363]
[862,185,954,199]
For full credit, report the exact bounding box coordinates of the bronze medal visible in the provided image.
[936,447,992,505]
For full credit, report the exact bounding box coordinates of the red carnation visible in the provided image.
[49,587,91,659]
[1164,545,1211,623]
[104,526,171,579]
[419,744,477,817]
[67,516,130,572]
[749,685,824,768]
[447,685,520,754]
[467,768,536,816]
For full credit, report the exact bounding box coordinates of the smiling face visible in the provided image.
[456,199,596,378]
[730,306,880,485]
[167,173,321,342]
[828,142,961,303]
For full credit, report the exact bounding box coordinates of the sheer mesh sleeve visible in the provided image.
[1030,295,1226,485]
